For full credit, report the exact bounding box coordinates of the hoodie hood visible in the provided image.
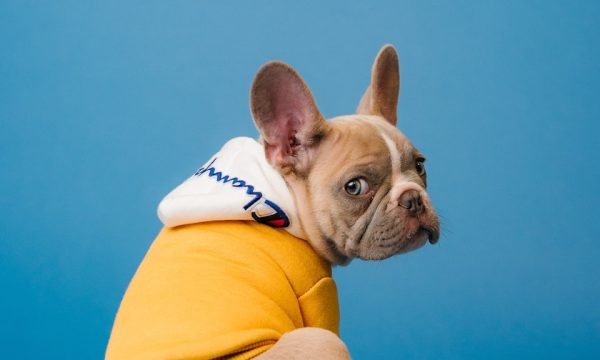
[157,137,308,240]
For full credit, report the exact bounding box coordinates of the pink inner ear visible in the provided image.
[263,71,314,157]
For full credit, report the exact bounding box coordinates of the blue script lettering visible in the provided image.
[193,158,290,228]
[194,158,263,210]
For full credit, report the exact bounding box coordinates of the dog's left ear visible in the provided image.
[356,44,400,126]
[251,61,328,176]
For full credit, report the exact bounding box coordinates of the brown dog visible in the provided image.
[251,44,440,358]
[251,45,439,264]
[106,45,439,359]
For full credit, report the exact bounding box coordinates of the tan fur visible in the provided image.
[249,45,439,262]
[251,45,439,358]
[256,328,351,360]
[291,115,438,262]
[356,45,400,125]
[250,61,328,176]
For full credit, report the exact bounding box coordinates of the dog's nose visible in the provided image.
[399,189,424,215]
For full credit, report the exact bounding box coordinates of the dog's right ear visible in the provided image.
[356,44,400,126]
[250,61,327,176]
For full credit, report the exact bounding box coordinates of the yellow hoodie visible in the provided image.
[106,221,339,359]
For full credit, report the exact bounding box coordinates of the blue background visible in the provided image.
[1,1,599,358]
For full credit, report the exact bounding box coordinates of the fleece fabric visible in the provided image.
[106,221,339,359]
[106,138,339,359]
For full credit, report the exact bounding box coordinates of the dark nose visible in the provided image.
[399,189,424,215]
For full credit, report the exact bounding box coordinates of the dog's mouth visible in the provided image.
[419,224,440,245]
[408,224,440,245]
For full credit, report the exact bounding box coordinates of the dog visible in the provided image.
[106,45,439,359]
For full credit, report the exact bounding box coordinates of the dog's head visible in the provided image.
[250,45,440,264]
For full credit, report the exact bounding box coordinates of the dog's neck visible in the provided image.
[284,175,350,265]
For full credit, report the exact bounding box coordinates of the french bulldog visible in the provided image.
[106,44,440,360]
[251,44,440,358]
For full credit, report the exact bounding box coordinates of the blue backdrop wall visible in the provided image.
[1,1,599,358]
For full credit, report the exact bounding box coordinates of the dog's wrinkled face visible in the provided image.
[250,45,440,264]
[307,115,440,263]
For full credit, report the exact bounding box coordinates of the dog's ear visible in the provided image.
[251,61,327,176]
[356,44,400,126]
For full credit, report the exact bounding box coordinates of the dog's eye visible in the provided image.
[415,158,426,176]
[344,178,369,196]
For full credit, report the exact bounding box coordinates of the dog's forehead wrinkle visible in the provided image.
[338,114,411,176]
[315,117,391,175]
